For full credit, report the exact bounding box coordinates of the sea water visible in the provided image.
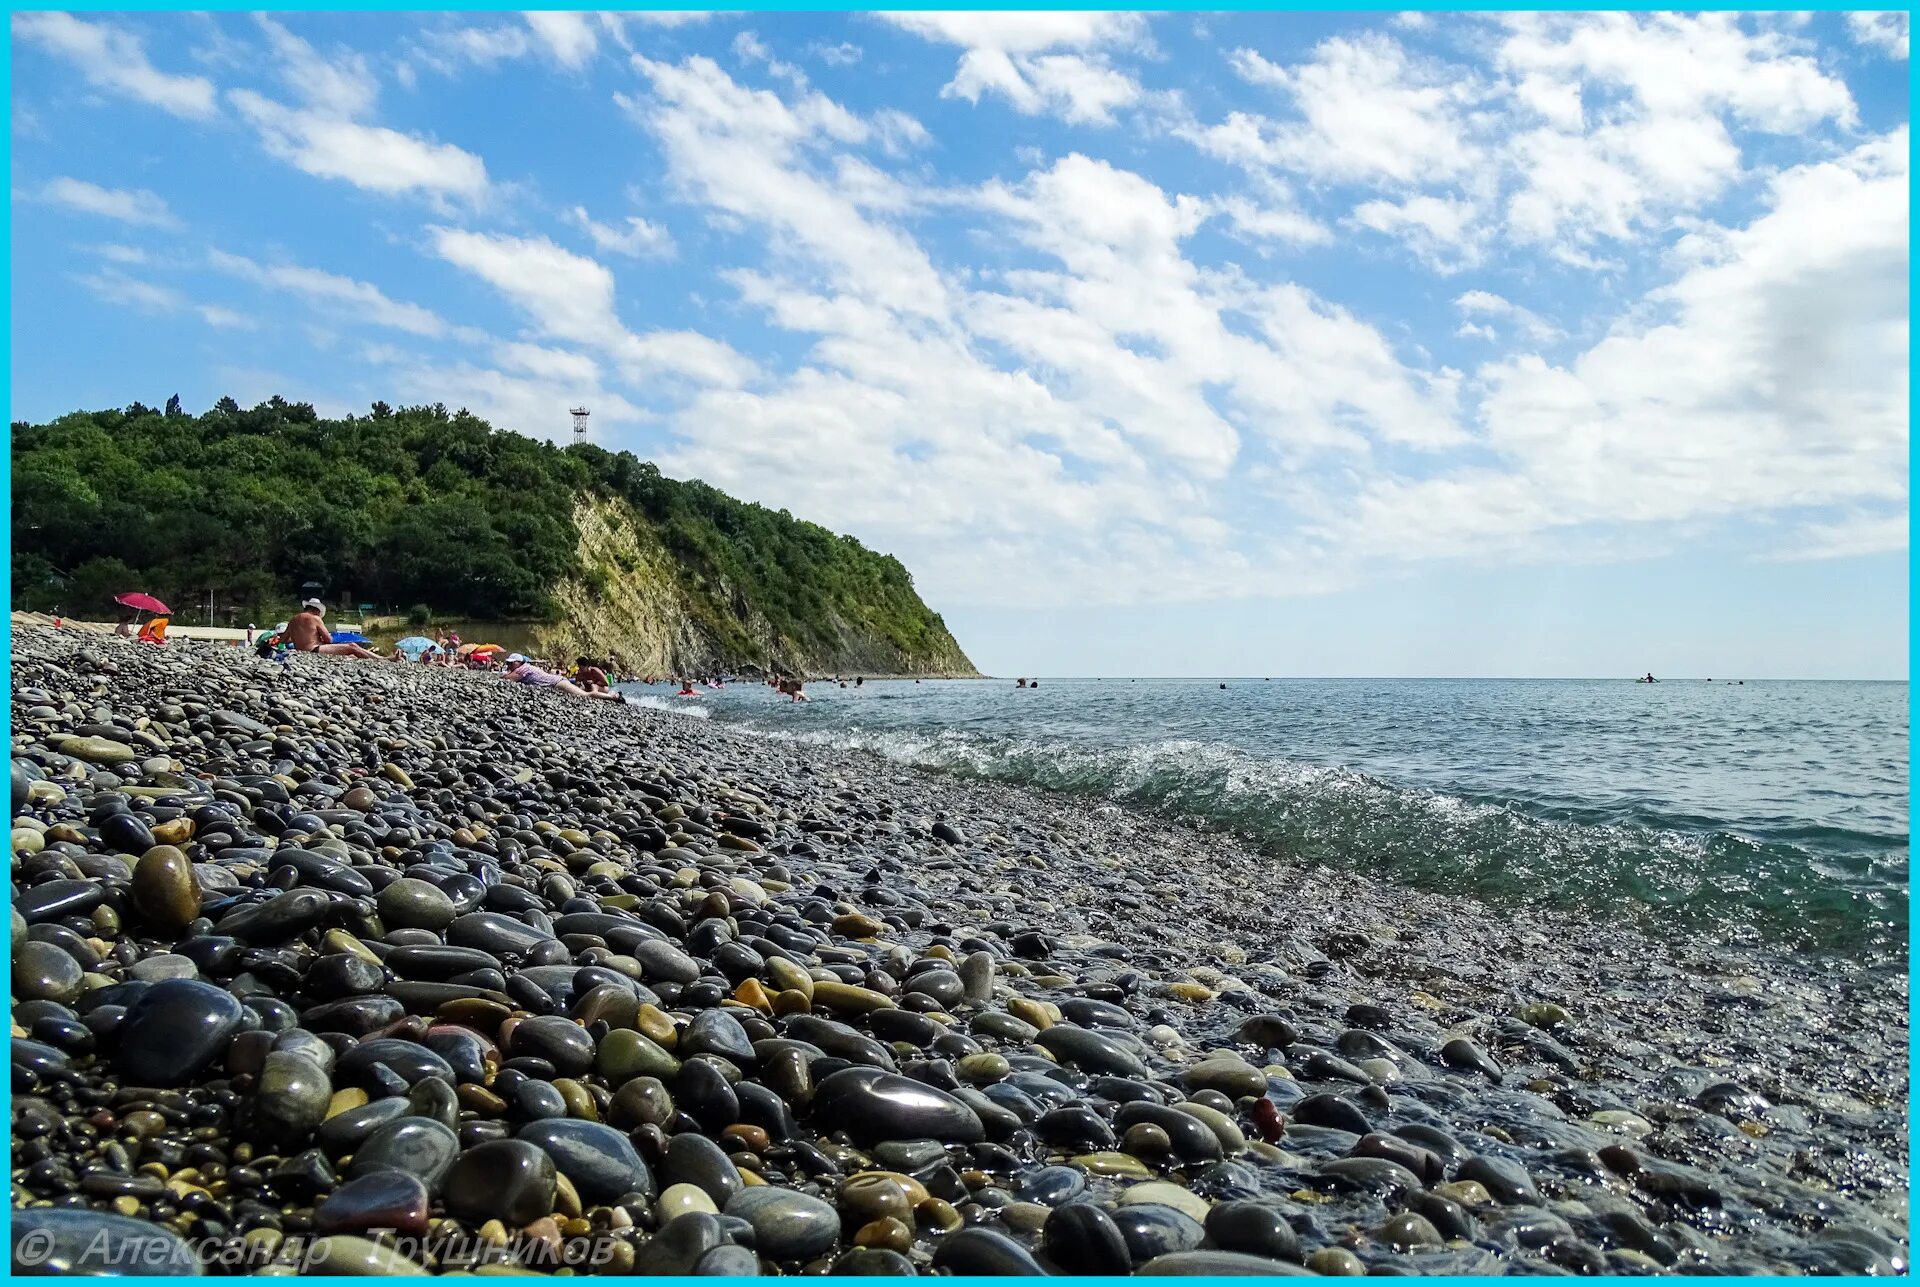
[627,677,1909,965]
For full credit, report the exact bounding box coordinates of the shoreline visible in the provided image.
[9,629,1908,1275]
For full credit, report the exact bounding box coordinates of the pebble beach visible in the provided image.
[8,627,1909,1276]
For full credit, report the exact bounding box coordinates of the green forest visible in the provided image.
[11,397,967,670]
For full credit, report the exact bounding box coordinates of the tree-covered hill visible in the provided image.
[10,397,976,676]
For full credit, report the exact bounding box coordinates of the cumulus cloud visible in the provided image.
[878,11,1147,124]
[1326,127,1909,564]
[1847,12,1909,59]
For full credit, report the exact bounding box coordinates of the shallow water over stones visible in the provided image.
[6,629,1908,1275]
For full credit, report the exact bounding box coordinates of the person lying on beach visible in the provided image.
[504,654,625,701]
[284,600,380,659]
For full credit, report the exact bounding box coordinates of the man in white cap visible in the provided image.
[503,653,625,701]
[284,599,380,660]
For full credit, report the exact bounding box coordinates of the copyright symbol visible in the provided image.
[16,1228,56,1268]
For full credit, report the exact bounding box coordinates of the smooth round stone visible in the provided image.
[114,978,244,1086]
[14,941,82,1004]
[599,1029,680,1082]
[517,1119,654,1203]
[17,879,104,925]
[1015,1165,1087,1207]
[1458,1155,1540,1204]
[693,1244,761,1275]
[253,1050,332,1146]
[1119,1182,1212,1224]
[378,878,455,931]
[834,1248,917,1276]
[1294,1093,1371,1134]
[664,1131,744,1207]
[906,968,964,1008]
[657,1182,721,1223]
[445,1139,557,1225]
[1376,1212,1444,1250]
[511,1014,596,1075]
[1207,1201,1302,1262]
[446,912,558,957]
[216,887,331,944]
[314,1170,432,1236]
[1180,1056,1266,1100]
[318,1098,411,1154]
[930,1226,1047,1275]
[337,1038,455,1088]
[132,845,199,931]
[676,1059,740,1131]
[1035,1025,1149,1077]
[11,1208,202,1275]
[347,1117,461,1193]
[1112,1203,1206,1264]
[1306,1247,1368,1275]
[959,1052,1010,1084]
[1046,1202,1132,1274]
[682,1009,756,1064]
[811,1066,985,1143]
[1138,1250,1315,1276]
[725,1186,841,1261]
[632,939,703,984]
[128,953,197,982]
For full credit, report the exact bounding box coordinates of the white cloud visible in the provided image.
[1773,511,1908,561]
[1221,36,1482,185]
[879,11,1147,124]
[626,55,948,319]
[230,89,489,201]
[616,59,1471,605]
[429,226,755,387]
[42,178,178,228]
[1847,12,1909,59]
[1350,194,1483,271]
[13,13,218,120]
[565,206,675,259]
[209,249,455,337]
[255,15,379,118]
[1453,289,1562,344]
[811,41,863,67]
[72,267,242,329]
[523,12,599,68]
[1327,127,1909,564]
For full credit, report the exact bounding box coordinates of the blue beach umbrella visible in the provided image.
[394,635,436,659]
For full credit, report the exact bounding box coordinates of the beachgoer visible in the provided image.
[504,653,624,701]
[575,657,612,692]
[245,623,257,647]
[115,613,135,639]
[678,678,698,696]
[855,676,863,687]
[285,600,380,659]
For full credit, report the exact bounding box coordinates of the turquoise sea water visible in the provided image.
[626,677,1909,964]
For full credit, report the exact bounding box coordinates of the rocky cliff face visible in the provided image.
[530,496,976,678]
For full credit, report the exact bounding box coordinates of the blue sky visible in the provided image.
[9,11,1910,677]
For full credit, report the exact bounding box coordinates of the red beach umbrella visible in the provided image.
[114,592,171,615]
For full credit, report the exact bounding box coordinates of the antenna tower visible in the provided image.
[570,406,591,445]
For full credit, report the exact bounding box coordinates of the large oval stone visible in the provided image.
[516,1119,654,1203]
[811,1066,985,1143]
[114,979,243,1087]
